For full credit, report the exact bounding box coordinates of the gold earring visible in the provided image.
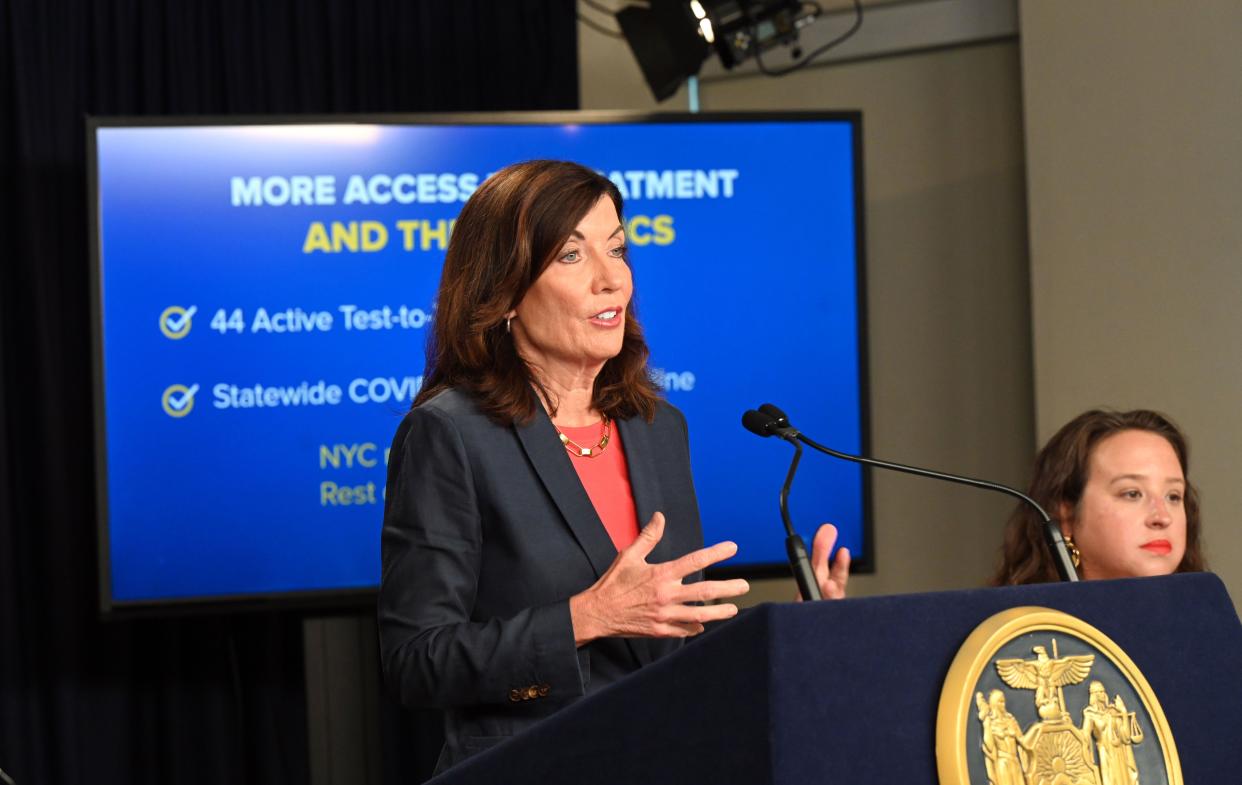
[1064,534,1081,568]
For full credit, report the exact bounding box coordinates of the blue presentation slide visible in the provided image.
[93,116,865,605]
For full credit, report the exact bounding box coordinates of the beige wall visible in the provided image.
[1020,0,1242,604]
[580,15,1037,601]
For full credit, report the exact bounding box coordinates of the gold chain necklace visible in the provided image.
[555,417,611,458]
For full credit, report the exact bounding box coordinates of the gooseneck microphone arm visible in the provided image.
[777,438,803,540]
[746,405,1080,583]
[742,410,823,600]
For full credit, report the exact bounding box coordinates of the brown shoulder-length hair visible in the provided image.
[412,159,661,424]
[991,409,1205,585]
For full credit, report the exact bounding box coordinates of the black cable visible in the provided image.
[794,430,1080,583]
[778,437,803,539]
[774,437,822,601]
[578,13,625,39]
[798,431,1048,514]
[754,0,863,77]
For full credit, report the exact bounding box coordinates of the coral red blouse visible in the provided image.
[557,421,639,551]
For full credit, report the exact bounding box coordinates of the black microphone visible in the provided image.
[741,408,789,439]
[758,403,792,430]
[741,408,822,601]
[752,403,1080,583]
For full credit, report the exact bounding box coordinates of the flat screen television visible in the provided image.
[88,111,869,613]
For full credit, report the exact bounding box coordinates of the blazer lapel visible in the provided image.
[615,416,670,566]
[615,415,672,667]
[513,407,618,581]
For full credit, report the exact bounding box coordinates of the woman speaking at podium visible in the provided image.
[992,409,1206,584]
[378,160,751,773]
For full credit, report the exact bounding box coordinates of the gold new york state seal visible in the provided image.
[936,607,1181,785]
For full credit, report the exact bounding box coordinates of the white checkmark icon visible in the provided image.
[168,384,200,411]
[165,305,198,332]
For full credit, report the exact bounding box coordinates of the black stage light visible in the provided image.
[617,0,817,102]
[616,0,712,102]
[696,0,808,69]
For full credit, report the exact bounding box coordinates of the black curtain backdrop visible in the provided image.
[0,1,579,783]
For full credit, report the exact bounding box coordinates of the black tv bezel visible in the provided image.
[87,109,872,616]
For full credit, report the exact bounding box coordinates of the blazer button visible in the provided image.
[537,684,550,697]
[509,689,523,702]
[526,685,539,700]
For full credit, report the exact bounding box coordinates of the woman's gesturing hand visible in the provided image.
[569,512,750,646]
[803,523,850,601]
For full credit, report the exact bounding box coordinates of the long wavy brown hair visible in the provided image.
[991,409,1205,585]
[412,160,661,424]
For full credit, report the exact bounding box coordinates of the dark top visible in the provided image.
[378,387,705,772]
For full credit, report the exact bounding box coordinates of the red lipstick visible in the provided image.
[1140,539,1172,555]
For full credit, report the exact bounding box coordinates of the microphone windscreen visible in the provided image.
[741,409,777,437]
[759,403,790,427]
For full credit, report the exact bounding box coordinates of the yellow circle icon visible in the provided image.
[159,305,197,339]
[161,384,199,418]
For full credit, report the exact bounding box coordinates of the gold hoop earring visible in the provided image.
[1064,534,1082,568]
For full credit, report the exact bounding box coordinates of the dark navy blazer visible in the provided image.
[378,387,705,772]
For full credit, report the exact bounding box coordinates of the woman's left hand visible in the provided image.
[802,523,850,601]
